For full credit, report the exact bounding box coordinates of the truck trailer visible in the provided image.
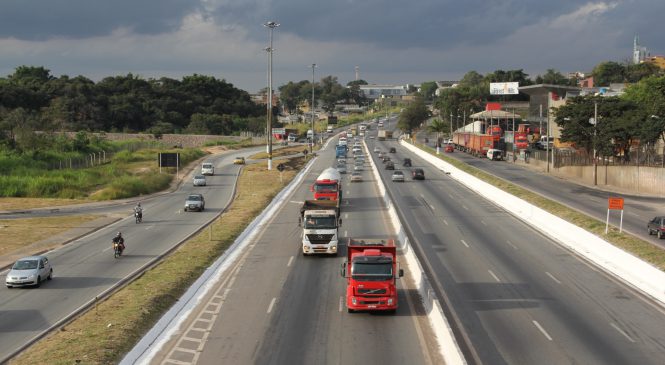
[377,130,393,141]
[299,200,341,255]
[311,167,342,201]
[341,238,403,313]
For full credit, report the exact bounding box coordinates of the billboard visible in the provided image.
[490,82,519,95]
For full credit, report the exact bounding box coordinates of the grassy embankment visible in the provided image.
[414,141,665,270]
[10,155,306,365]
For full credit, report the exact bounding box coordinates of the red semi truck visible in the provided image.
[341,238,403,313]
[311,167,342,200]
[453,131,495,157]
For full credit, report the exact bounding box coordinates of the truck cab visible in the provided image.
[341,239,403,313]
[300,201,341,255]
[311,167,342,201]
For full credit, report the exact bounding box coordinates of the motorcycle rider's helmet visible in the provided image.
[117,232,122,237]
[137,203,141,207]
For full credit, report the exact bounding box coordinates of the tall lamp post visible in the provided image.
[591,100,598,185]
[310,63,317,153]
[264,21,279,170]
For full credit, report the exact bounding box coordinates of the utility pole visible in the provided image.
[264,21,280,170]
[593,100,598,185]
[310,63,317,153]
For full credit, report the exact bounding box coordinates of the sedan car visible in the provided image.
[391,170,405,182]
[233,156,246,164]
[350,171,363,182]
[193,175,207,186]
[385,161,395,170]
[336,164,347,174]
[382,156,391,163]
[6,256,53,288]
[184,193,205,212]
[403,158,412,167]
[647,216,665,238]
[444,144,454,153]
[412,168,425,180]
[373,147,381,153]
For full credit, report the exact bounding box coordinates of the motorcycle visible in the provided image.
[113,241,124,258]
[135,210,142,223]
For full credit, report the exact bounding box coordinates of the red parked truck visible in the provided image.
[311,167,342,200]
[340,238,403,313]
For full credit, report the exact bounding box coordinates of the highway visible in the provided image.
[375,120,665,364]
[419,133,665,248]
[0,148,262,362]
[150,135,441,365]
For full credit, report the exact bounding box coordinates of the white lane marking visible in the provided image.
[344,213,348,219]
[443,219,448,226]
[627,211,639,217]
[267,297,277,313]
[102,247,112,252]
[339,296,344,312]
[420,193,425,199]
[428,203,436,211]
[545,272,562,284]
[287,256,294,267]
[344,230,348,236]
[610,323,636,343]
[462,205,469,210]
[506,240,518,250]
[488,270,500,282]
[460,240,470,248]
[290,200,303,204]
[533,320,553,341]
[480,220,487,226]
[144,225,154,230]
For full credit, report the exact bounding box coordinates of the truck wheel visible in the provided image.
[47,269,53,280]
[648,228,652,235]
[347,308,355,313]
[386,309,396,315]
[659,231,663,239]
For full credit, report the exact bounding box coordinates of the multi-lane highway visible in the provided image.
[0,148,262,362]
[149,136,441,365]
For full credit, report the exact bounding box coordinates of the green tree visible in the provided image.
[426,118,450,143]
[319,76,345,113]
[623,75,665,145]
[419,81,438,101]
[398,94,430,134]
[592,61,625,86]
[459,71,484,87]
[535,69,570,85]
[624,63,662,83]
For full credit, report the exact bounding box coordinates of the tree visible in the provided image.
[536,69,569,85]
[426,118,450,145]
[398,94,430,134]
[419,81,438,101]
[592,61,625,86]
[623,75,665,145]
[459,71,484,87]
[318,76,345,113]
[346,80,369,107]
[624,63,662,83]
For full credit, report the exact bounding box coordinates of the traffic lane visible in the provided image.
[183,149,432,365]
[443,148,665,248]
[385,156,665,364]
[0,152,241,359]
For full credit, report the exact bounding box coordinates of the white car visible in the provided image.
[350,172,363,182]
[201,163,214,176]
[373,147,381,153]
[6,256,53,288]
[391,170,405,182]
[193,175,207,186]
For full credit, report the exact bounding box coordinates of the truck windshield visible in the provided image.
[351,262,393,281]
[314,184,337,192]
[304,216,337,229]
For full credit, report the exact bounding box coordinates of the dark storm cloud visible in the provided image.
[0,0,200,40]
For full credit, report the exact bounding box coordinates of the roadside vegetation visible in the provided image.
[414,141,665,271]
[10,155,306,365]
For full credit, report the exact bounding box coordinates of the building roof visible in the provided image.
[470,110,521,119]
[519,84,581,96]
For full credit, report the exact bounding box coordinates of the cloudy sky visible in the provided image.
[0,0,662,93]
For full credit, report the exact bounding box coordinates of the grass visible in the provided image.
[0,198,87,211]
[10,155,306,365]
[249,144,317,160]
[412,141,665,271]
[0,215,102,257]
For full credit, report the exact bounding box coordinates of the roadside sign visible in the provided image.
[608,197,624,210]
[272,128,286,135]
[606,197,625,234]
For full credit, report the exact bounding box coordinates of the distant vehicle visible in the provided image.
[389,147,396,153]
[327,125,334,133]
[353,162,364,171]
[288,134,297,142]
[350,171,363,182]
[402,158,412,167]
[300,200,341,255]
[184,193,205,212]
[337,157,347,165]
[391,170,405,182]
[535,136,553,150]
[444,144,454,153]
[647,216,665,238]
[307,129,314,140]
[201,163,214,176]
[6,255,53,288]
[412,168,425,180]
[487,149,503,161]
[336,145,347,159]
[385,161,395,170]
[312,168,342,201]
[233,156,246,165]
[373,147,381,153]
[336,163,347,174]
[382,156,391,163]
[378,130,393,141]
[193,175,207,186]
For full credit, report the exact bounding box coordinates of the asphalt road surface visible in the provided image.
[0,148,263,362]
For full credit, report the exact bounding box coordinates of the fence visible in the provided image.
[46,140,164,170]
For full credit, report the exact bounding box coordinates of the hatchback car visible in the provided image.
[6,256,53,288]
[233,156,245,164]
[350,171,363,182]
[184,194,205,212]
[412,168,425,180]
[444,144,454,153]
[391,170,405,182]
[647,216,665,238]
[403,158,412,167]
[389,147,396,153]
[385,161,395,170]
[373,147,381,153]
[193,175,207,186]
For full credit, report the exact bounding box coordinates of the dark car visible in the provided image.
[412,168,425,180]
[403,158,412,167]
[385,161,395,170]
[389,147,396,153]
[647,216,665,238]
[382,156,391,163]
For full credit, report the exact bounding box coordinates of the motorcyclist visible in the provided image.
[112,232,125,254]
[134,203,143,221]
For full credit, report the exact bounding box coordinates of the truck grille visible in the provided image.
[357,288,387,295]
[306,234,334,245]
[359,299,386,305]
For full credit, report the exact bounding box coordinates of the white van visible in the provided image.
[201,163,215,175]
[486,149,503,161]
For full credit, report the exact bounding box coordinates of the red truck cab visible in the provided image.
[341,239,403,313]
[311,167,342,201]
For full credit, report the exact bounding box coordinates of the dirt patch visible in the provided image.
[0,198,88,211]
[201,146,228,154]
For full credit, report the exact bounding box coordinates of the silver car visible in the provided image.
[391,170,405,182]
[336,163,347,174]
[193,175,207,186]
[350,171,363,182]
[184,193,205,212]
[6,256,53,288]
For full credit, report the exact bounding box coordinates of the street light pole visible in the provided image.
[593,100,598,185]
[264,21,279,170]
[310,63,316,153]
